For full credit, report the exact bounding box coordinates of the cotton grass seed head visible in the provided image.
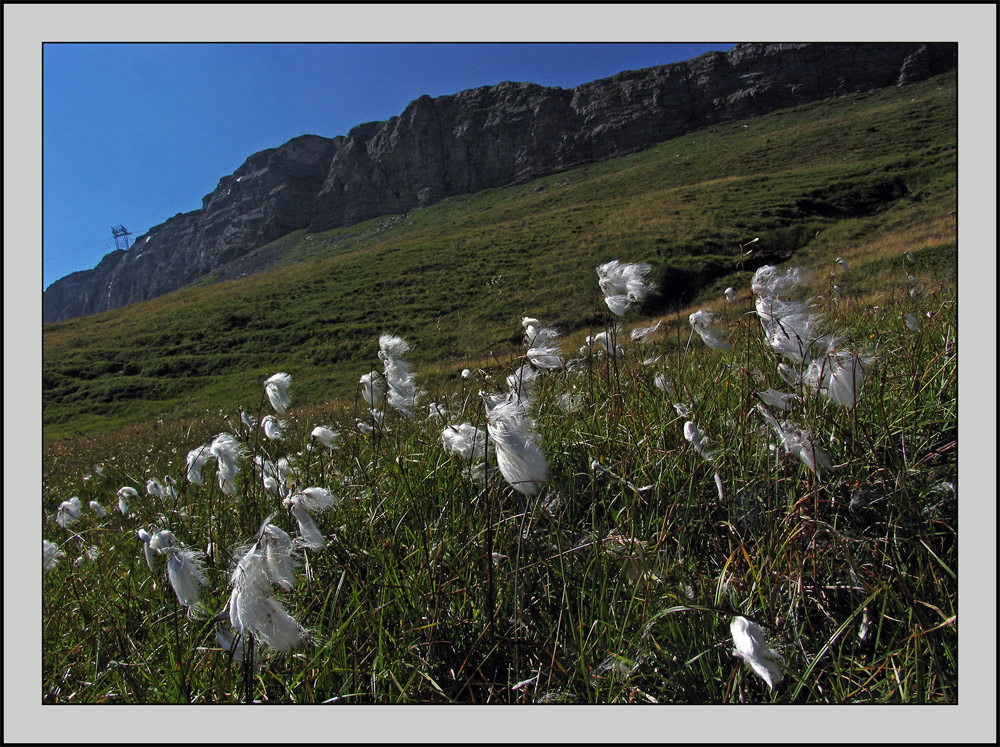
[310,426,340,450]
[44,540,64,572]
[730,616,784,692]
[597,260,655,316]
[261,415,285,440]
[483,393,549,496]
[56,497,83,528]
[210,433,246,495]
[264,372,293,415]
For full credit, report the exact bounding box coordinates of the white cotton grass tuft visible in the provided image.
[904,313,920,332]
[359,370,385,409]
[630,319,662,343]
[483,392,549,496]
[117,486,137,516]
[756,405,834,478]
[653,372,674,396]
[683,421,715,462]
[730,616,784,692]
[164,545,209,612]
[88,500,107,517]
[441,423,488,461]
[146,478,165,501]
[262,523,298,591]
[186,445,213,485]
[596,260,656,316]
[264,372,293,415]
[138,528,207,612]
[803,350,868,408]
[261,415,285,440]
[137,528,157,571]
[522,317,564,371]
[586,330,623,357]
[240,407,256,432]
[428,402,447,419]
[756,388,795,412]
[378,333,423,416]
[776,363,802,388]
[283,487,338,549]
[689,309,732,352]
[44,540,64,572]
[310,426,340,450]
[229,527,308,653]
[822,351,868,408]
[56,497,83,528]
[724,287,736,303]
[210,433,246,495]
[751,264,806,299]
[75,545,101,567]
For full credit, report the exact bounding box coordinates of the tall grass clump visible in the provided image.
[41,238,956,704]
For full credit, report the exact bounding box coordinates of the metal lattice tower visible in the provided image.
[111,225,132,251]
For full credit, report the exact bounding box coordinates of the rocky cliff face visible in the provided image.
[44,42,956,323]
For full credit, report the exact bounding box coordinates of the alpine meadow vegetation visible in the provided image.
[41,71,958,705]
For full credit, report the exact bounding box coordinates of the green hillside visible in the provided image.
[42,71,956,439]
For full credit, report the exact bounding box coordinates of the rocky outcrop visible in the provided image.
[44,42,956,323]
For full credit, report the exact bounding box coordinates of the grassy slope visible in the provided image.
[42,71,956,439]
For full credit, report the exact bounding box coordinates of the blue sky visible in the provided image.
[42,42,736,289]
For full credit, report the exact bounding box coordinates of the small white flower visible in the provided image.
[264,372,293,415]
[731,616,784,691]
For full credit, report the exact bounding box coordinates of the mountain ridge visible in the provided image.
[43,42,956,323]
